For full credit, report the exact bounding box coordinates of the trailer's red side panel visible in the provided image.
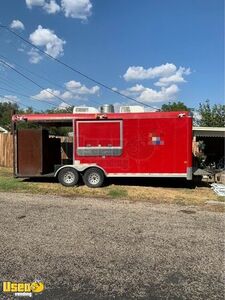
[74,113,192,176]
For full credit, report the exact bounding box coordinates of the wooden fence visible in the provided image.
[0,133,13,168]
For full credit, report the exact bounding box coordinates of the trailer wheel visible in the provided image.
[58,168,79,187]
[83,168,105,188]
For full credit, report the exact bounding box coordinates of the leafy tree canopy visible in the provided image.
[46,106,73,114]
[161,101,190,112]
[45,107,74,136]
[0,102,19,130]
[0,102,73,134]
[197,100,225,127]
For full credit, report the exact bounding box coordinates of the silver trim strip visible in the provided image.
[107,173,187,178]
[55,166,188,179]
[77,148,122,156]
[77,146,122,150]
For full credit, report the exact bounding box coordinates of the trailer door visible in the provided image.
[75,120,123,156]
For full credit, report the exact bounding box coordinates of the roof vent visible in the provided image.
[73,106,99,113]
[99,104,114,113]
[120,105,145,113]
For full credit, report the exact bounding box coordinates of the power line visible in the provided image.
[0,25,159,111]
[0,70,34,92]
[0,54,101,106]
[0,86,60,108]
[0,93,38,110]
[0,53,69,92]
[0,74,70,109]
[0,75,40,95]
[0,59,73,107]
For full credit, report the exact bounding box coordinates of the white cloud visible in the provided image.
[43,0,61,14]
[33,81,100,102]
[33,88,61,100]
[112,87,118,91]
[25,0,92,19]
[123,63,191,87]
[61,0,92,20]
[123,63,177,81]
[154,67,191,87]
[0,95,19,103]
[33,88,82,101]
[28,48,43,64]
[29,25,66,59]
[60,91,74,100]
[26,0,60,14]
[65,80,100,95]
[26,0,45,8]
[137,84,179,103]
[58,102,71,109]
[127,84,146,93]
[122,63,191,102]
[10,20,25,30]
[120,84,179,103]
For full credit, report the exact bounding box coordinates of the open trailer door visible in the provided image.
[15,129,61,177]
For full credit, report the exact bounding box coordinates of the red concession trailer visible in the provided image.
[12,110,193,188]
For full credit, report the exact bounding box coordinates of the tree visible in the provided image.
[161,101,190,112]
[0,102,41,130]
[45,107,74,136]
[197,100,225,127]
[0,102,19,130]
[46,106,74,114]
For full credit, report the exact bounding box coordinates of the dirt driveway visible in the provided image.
[0,192,224,299]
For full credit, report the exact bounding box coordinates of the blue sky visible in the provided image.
[0,0,224,111]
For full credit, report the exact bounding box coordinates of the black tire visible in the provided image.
[58,167,79,187]
[83,167,105,188]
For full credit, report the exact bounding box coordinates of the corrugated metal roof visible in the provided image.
[193,127,225,137]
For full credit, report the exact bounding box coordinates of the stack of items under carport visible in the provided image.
[211,183,225,196]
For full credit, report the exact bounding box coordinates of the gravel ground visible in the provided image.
[0,192,224,300]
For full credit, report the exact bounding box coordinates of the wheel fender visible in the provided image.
[54,165,107,177]
[81,166,107,176]
[54,165,79,177]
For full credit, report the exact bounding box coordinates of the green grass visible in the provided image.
[0,176,28,192]
[0,169,43,194]
[217,196,225,202]
[0,167,222,210]
[107,187,128,198]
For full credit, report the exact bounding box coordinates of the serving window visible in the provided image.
[76,120,123,156]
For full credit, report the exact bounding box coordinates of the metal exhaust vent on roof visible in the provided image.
[99,104,114,113]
